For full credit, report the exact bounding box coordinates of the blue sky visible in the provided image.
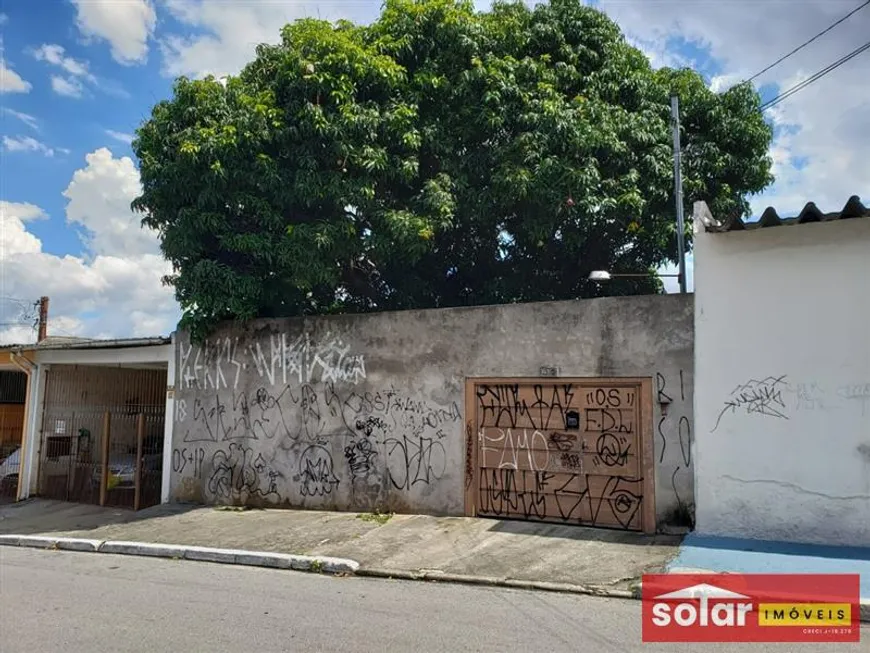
[1,0,867,342]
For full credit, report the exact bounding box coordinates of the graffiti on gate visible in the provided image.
[478,469,643,529]
[479,428,551,472]
[475,383,576,430]
[473,381,657,530]
[465,420,475,490]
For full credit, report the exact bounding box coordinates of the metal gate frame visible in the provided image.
[463,376,656,533]
[35,364,167,510]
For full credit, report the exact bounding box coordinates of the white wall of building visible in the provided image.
[693,215,870,547]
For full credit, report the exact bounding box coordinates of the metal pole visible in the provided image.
[671,96,687,294]
[134,413,145,511]
[99,411,111,507]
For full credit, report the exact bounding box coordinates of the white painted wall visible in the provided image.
[161,334,177,503]
[33,344,172,367]
[20,364,45,499]
[693,215,870,547]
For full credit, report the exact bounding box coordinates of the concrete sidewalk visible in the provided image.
[0,499,680,593]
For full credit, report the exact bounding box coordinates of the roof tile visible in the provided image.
[701,195,869,232]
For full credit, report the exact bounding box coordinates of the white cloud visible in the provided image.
[1,107,39,131]
[31,44,96,81]
[63,148,159,256]
[71,0,156,65]
[50,75,84,98]
[29,44,99,98]
[2,135,58,157]
[0,42,31,93]
[0,201,46,259]
[0,150,180,344]
[595,0,870,217]
[159,0,379,79]
[105,129,134,144]
[0,13,7,26]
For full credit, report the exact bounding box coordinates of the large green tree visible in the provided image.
[133,0,772,340]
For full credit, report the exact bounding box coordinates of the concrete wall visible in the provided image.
[693,217,870,547]
[170,294,694,528]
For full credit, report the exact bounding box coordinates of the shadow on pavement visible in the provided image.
[486,517,683,546]
[0,499,200,535]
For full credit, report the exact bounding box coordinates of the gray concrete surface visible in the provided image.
[0,500,680,591]
[2,548,864,653]
[172,294,694,528]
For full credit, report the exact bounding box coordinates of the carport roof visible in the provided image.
[0,336,171,351]
[697,195,869,233]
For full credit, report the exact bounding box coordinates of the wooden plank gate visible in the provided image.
[464,377,655,533]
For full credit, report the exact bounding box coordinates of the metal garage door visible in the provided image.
[465,378,654,532]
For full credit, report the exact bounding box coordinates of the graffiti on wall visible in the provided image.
[711,375,789,432]
[173,332,461,506]
[207,443,282,501]
[655,371,693,525]
[178,332,367,391]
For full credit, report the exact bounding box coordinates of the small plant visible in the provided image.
[357,508,394,525]
[310,559,323,573]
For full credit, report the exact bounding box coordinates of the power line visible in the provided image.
[745,0,870,84]
[0,295,37,306]
[0,296,40,334]
[760,39,870,111]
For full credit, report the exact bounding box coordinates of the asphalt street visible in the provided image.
[0,548,865,652]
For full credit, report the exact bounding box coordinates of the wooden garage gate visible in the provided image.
[464,378,655,533]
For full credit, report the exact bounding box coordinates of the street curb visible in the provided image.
[668,566,870,624]
[0,534,102,552]
[356,568,869,623]
[0,535,359,575]
[355,567,637,600]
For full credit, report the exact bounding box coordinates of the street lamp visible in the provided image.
[588,270,682,284]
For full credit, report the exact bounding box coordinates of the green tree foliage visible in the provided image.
[133,0,772,340]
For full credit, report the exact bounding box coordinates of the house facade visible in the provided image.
[14,337,175,509]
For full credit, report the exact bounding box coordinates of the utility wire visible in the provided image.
[760,39,870,111]
[0,296,39,329]
[745,0,870,83]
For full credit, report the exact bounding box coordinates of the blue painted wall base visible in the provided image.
[668,533,870,598]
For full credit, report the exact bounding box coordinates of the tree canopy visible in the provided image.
[133,0,773,340]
